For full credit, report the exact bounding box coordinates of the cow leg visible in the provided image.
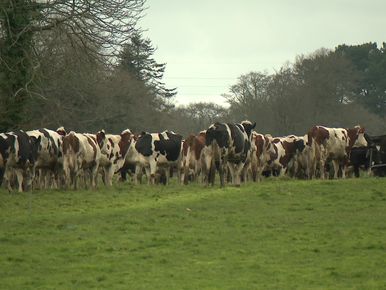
[72,170,78,190]
[217,160,226,187]
[277,167,285,177]
[341,164,346,179]
[82,169,89,189]
[235,162,245,186]
[4,168,14,192]
[200,161,207,184]
[134,164,142,185]
[149,160,157,185]
[91,164,99,189]
[38,168,45,189]
[319,159,325,179]
[256,167,261,182]
[227,162,235,185]
[105,165,114,186]
[209,162,216,186]
[165,167,170,185]
[332,160,340,179]
[25,167,34,191]
[14,169,24,192]
[181,165,188,185]
[251,162,257,182]
[194,162,200,183]
[203,151,213,186]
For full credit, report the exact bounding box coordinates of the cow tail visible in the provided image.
[307,128,314,147]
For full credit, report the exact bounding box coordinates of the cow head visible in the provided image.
[96,130,106,148]
[263,134,276,160]
[29,135,42,163]
[348,126,368,148]
[96,129,111,156]
[56,126,67,136]
[241,120,256,138]
[294,139,306,153]
[119,129,134,157]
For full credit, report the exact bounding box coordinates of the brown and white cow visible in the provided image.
[266,135,306,177]
[180,131,206,184]
[250,132,276,182]
[307,125,368,179]
[95,129,133,186]
[62,131,101,189]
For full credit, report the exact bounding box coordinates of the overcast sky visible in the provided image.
[140,0,386,106]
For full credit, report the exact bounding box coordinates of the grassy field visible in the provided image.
[1,178,386,290]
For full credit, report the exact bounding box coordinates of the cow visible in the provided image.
[204,120,256,187]
[62,131,101,189]
[250,132,276,182]
[180,131,206,184]
[0,131,41,192]
[130,131,183,185]
[345,133,386,178]
[26,128,64,189]
[347,147,373,178]
[307,125,368,179]
[265,135,305,177]
[95,129,133,186]
[290,134,315,179]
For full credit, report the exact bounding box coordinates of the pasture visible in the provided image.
[1,178,386,289]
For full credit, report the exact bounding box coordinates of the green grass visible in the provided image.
[1,178,386,289]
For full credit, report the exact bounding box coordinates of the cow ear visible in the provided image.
[252,122,256,129]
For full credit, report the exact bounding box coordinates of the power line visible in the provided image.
[165,77,236,80]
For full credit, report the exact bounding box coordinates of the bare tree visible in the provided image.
[0,0,145,130]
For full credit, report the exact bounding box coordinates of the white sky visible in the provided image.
[140,0,386,106]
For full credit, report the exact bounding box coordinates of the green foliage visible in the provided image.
[1,178,386,289]
[335,42,386,117]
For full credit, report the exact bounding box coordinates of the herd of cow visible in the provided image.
[0,121,385,192]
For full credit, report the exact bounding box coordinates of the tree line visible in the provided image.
[1,1,385,136]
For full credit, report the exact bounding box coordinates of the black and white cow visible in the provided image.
[204,120,256,187]
[0,131,41,192]
[132,131,183,184]
[26,128,64,189]
[348,134,386,178]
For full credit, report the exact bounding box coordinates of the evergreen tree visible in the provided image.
[335,42,386,117]
[119,32,176,109]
